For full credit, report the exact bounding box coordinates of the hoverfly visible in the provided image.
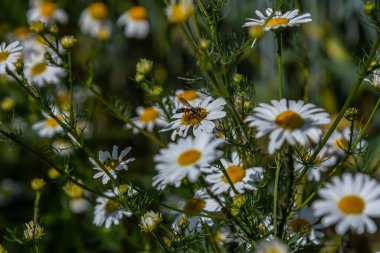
[175,98,202,114]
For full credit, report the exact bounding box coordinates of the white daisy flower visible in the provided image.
[245,99,330,154]
[79,2,112,40]
[365,68,380,91]
[162,96,227,141]
[27,2,68,25]
[295,147,337,181]
[131,106,167,133]
[24,54,65,86]
[0,41,23,75]
[172,189,223,233]
[32,111,64,137]
[243,8,311,31]
[93,189,132,228]
[203,152,264,197]
[255,239,288,253]
[312,173,380,234]
[117,6,149,39]
[287,205,323,245]
[326,128,367,156]
[165,0,194,23]
[89,145,135,184]
[172,89,207,108]
[7,27,31,43]
[153,133,224,190]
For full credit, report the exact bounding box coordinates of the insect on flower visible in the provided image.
[175,97,202,115]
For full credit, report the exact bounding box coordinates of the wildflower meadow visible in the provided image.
[1,0,380,252]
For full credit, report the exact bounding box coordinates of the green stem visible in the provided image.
[216,160,239,195]
[273,152,281,238]
[352,96,380,148]
[68,51,74,119]
[276,32,283,99]
[90,88,166,148]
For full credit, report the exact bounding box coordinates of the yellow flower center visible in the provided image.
[168,4,194,23]
[265,248,283,253]
[289,218,312,234]
[177,149,202,166]
[89,2,108,20]
[140,107,159,123]
[177,90,198,101]
[223,165,245,183]
[104,159,119,171]
[249,25,265,38]
[338,195,365,214]
[0,51,10,62]
[129,6,148,20]
[46,118,59,128]
[40,3,56,17]
[181,108,207,125]
[31,62,47,76]
[266,17,290,27]
[274,110,305,130]
[184,197,205,215]
[105,198,119,213]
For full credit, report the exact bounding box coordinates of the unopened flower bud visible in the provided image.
[118,184,129,194]
[1,97,16,111]
[152,86,163,96]
[344,107,359,121]
[29,21,45,34]
[364,2,376,16]
[31,178,46,191]
[14,57,24,73]
[44,51,52,61]
[24,221,44,241]
[232,73,244,84]
[140,211,163,232]
[49,24,59,34]
[63,182,84,199]
[136,58,153,75]
[231,207,240,217]
[135,73,145,82]
[61,35,77,49]
[199,38,210,50]
[48,168,60,179]
[232,195,247,208]
[177,216,189,230]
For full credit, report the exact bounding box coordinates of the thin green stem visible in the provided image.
[276,32,283,99]
[68,51,74,119]
[352,96,380,148]
[273,153,281,238]
[216,160,239,195]
[90,88,166,148]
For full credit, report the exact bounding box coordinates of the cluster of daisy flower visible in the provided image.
[1,1,380,252]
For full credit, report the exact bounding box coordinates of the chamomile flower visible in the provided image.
[0,41,23,75]
[295,147,337,181]
[117,6,150,39]
[24,54,65,86]
[131,106,167,133]
[203,152,264,197]
[243,8,311,32]
[90,145,135,184]
[287,205,323,245]
[79,2,112,40]
[153,133,224,190]
[165,0,194,23]
[366,68,380,91]
[245,99,330,154]
[162,96,227,140]
[172,189,223,233]
[27,2,68,25]
[32,111,64,137]
[93,189,132,228]
[312,173,380,234]
[326,128,367,156]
